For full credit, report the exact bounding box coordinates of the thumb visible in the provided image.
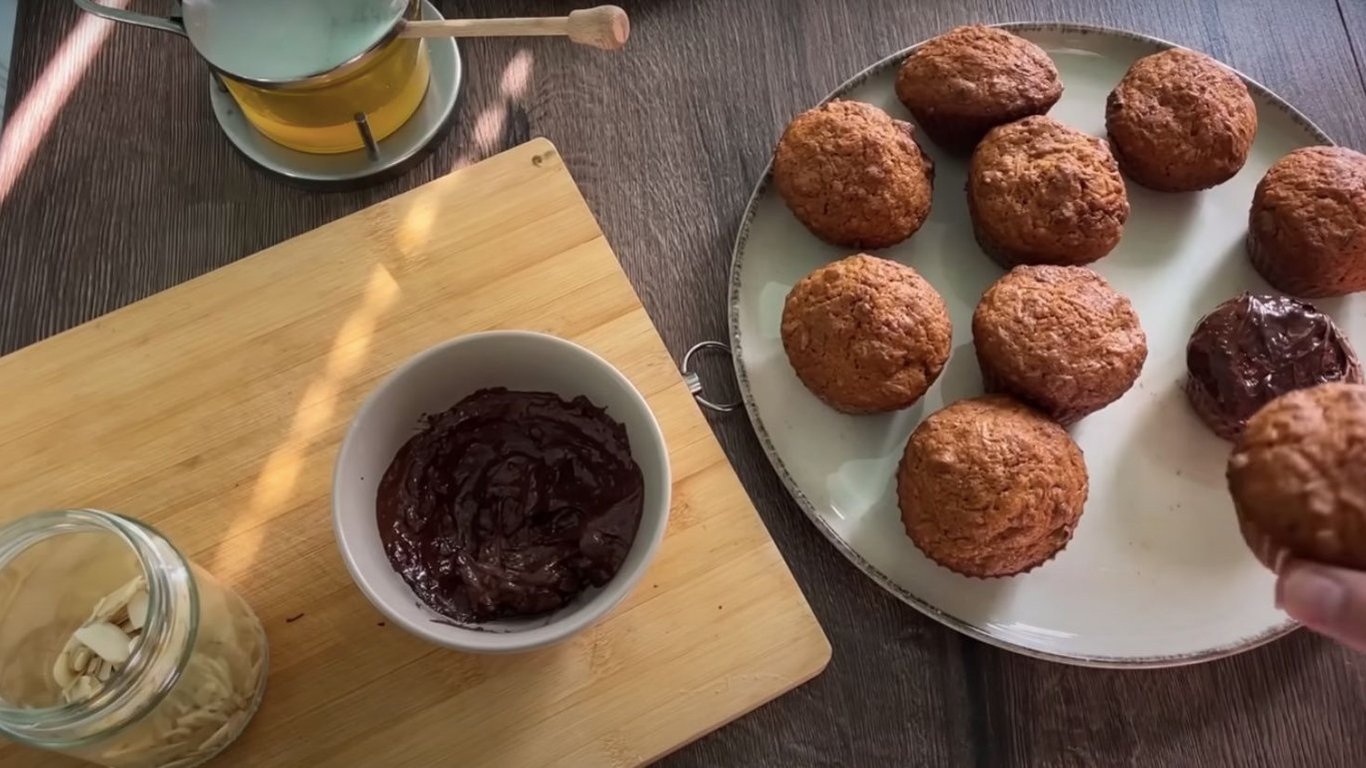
[1277,561,1366,653]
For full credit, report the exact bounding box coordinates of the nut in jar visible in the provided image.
[0,509,269,768]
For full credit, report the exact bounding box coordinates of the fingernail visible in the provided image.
[1280,567,1348,627]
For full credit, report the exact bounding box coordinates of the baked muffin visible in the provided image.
[895,25,1063,153]
[1105,48,1257,191]
[781,254,952,414]
[967,116,1129,267]
[1186,293,1363,441]
[1247,146,1366,297]
[1228,382,1366,571]
[773,100,935,249]
[972,265,1147,424]
[899,395,1088,577]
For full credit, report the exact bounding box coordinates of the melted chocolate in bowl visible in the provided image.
[376,388,645,623]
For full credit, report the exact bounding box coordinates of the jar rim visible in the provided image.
[0,509,200,748]
[197,0,418,89]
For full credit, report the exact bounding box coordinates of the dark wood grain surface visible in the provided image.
[4,1,1366,766]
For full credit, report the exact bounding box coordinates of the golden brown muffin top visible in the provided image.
[973,265,1147,412]
[898,395,1088,577]
[1105,48,1256,191]
[896,25,1061,118]
[1251,146,1366,264]
[969,116,1129,264]
[1228,382,1366,569]
[781,254,952,414]
[773,100,934,250]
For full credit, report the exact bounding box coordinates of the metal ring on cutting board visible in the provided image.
[682,341,741,413]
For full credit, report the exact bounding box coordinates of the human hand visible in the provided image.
[1277,560,1366,653]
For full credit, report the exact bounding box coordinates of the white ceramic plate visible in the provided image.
[729,23,1366,666]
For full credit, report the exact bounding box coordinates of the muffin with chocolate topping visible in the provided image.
[1228,382,1366,571]
[1105,48,1257,192]
[1247,146,1366,297]
[773,100,935,249]
[782,254,952,413]
[896,25,1063,153]
[1185,293,1363,441]
[968,116,1129,267]
[973,265,1148,424]
[899,395,1088,578]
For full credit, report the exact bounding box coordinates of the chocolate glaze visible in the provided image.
[376,388,644,623]
[1186,293,1362,438]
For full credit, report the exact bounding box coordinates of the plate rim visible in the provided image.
[726,21,1331,668]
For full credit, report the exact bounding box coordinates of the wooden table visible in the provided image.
[4,1,1366,765]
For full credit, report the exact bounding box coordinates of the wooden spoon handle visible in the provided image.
[398,6,629,50]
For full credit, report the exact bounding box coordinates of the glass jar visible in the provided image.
[73,0,428,155]
[0,510,268,767]
[222,37,433,155]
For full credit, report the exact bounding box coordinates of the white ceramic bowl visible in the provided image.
[332,331,671,654]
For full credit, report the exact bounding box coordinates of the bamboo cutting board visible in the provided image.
[0,139,830,767]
